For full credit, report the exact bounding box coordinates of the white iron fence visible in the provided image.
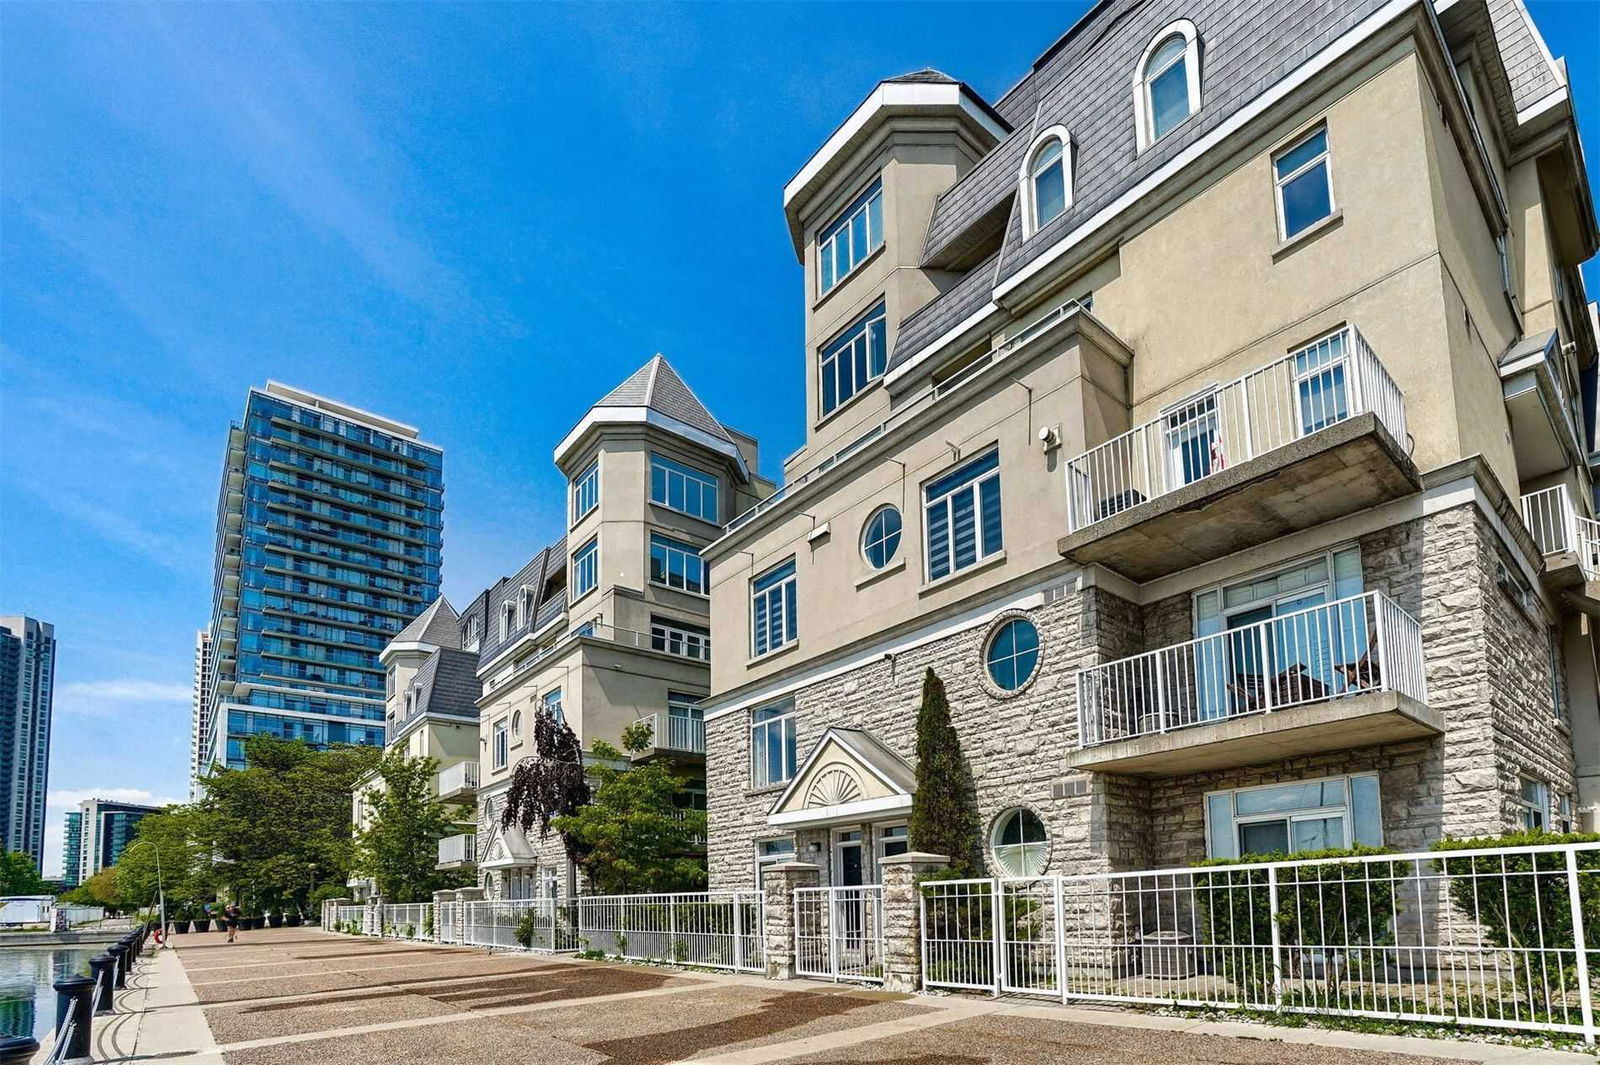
[1077,592,1425,747]
[577,892,764,972]
[380,903,432,939]
[638,712,707,754]
[1521,485,1600,580]
[1065,326,1404,532]
[922,842,1598,1044]
[795,886,885,983]
[437,901,458,944]
[331,904,364,931]
[462,899,578,952]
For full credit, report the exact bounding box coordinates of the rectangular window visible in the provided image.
[1205,773,1381,859]
[651,616,710,661]
[650,455,719,523]
[1291,329,1353,436]
[649,533,707,594]
[751,559,797,656]
[668,691,703,720]
[1274,126,1334,240]
[571,538,598,600]
[1519,777,1549,831]
[492,719,509,771]
[755,837,796,888]
[924,449,1002,581]
[541,688,563,726]
[818,179,883,295]
[820,301,888,417]
[750,701,797,788]
[1557,792,1576,834]
[571,460,599,524]
[1548,628,1567,723]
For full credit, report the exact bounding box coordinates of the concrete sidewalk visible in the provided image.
[74,929,1595,1065]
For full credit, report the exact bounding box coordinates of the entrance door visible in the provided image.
[835,830,865,887]
[833,830,866,946]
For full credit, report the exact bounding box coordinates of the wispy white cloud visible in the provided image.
[55,678,190,717]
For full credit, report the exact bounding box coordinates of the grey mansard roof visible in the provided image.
[473,537,568,668]
[592,355,736,447]
[894,0,1574,374]
[390,597,461,649]
[408,647,480,720]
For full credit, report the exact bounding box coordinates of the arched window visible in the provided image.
[861,505,903,569]
[511,710,523,741]
[985,617,1040,691]
[991,808,1049,876]
[1135,21,1201,151]
[1018,128,1072,238]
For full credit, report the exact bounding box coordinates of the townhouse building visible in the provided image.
[467,357,773,899]
[701,0,1599,892]
[348,598,482,901]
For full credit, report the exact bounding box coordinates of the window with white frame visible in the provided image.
[1205,774,1382,858]
[755,837,796,888]
[501,602,516,640]
[750,700,797,788]
[1557,792,1576,834]
[571,460,599,525]
[1021,131,1070,236]
[571,538,598,600]
[751,559,797,656]
[820,301,888,416]
[519,587,536,627]
[1518,777,1549,831]
[464,614,482,653]
[1274,125,1335,241]
[649,533,706,594]
[876,823,909,862]
[818,179,883,295]
[492,719,509,770]
[651,615,710,661]
[924,448,1002,581]
[991,809,1049,876]
[510,710,523,742]
[650,454,719,523]
[1135,21,1200,151]
[1291,328,1355,435]
[861,505,902,570]
[1548,628,1568,723]
[541,687,563,726]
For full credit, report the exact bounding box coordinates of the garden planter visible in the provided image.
[267,914,283,928]
[173,920,191,934]
[248,917,264,930]
[286,914,302,927]
[193,918,212,933]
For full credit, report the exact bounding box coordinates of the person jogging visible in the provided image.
[223,901,242,944]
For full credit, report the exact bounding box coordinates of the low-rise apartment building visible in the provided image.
[469,357,773,899]
[702,0,1598,892]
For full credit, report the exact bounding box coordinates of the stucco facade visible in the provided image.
[703,0,1598,891]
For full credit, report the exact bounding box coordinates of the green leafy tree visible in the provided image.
[551,721,707,895]
[502,709,592,860]
[198,735,381,915]
[115,805,217,913]
[354,749,473,902]
[0,851,47,895]
[61,868,121,909]
[907,668,981,875]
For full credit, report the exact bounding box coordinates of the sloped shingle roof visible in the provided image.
[390,597,461,649]
[593,355,735,445]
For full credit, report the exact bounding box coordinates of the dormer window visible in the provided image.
[501,602,516,640]
[1135,21,1201,151]
[1019,129,1071,237]
[818,179,883,296]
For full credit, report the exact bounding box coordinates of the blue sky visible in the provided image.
[2,2,1597,876]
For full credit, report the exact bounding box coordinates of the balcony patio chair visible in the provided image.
[1227,663,1330,712]
[1334,633,1381,691]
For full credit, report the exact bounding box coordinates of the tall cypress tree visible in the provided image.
[907,668,981,875]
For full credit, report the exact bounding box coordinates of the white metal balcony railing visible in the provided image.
[1077,591,1426,748]
[1065,326,1405,533]
[1521,485,1600,581]
[437,761,479,796]
[437,833,475,866]
[637,712,706,754]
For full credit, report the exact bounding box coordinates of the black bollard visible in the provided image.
[108,944,128,990]
[53,975,94,1062]
[0,1036,38,1065]
[88,955,116,1013]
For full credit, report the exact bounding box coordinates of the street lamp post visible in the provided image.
[123,840,167,949]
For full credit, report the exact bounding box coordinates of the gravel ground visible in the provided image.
[774,1012,1478,1065]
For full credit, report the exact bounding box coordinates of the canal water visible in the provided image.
[0,946,98,1042]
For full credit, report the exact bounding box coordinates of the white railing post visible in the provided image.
[1156,648,1169,733]
[1258,625,1274,712]
[1267,865,1284,1011]
[1567,849,1595,1045]
[990,880,1004,998]
[1053,876,1068,1006]
[733,892,745,972]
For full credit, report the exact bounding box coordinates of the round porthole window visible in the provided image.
[991,808,1049,877]
[985,617,1040,691]
[861,505,903,569]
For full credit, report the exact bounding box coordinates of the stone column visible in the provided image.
[760,861,819,980]
[431,890,457,943]
[879,852,949,994]
[455,887,485,945]
[365,895,382,937]
[323,897,352,931]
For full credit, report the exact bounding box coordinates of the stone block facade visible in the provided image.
[707,502,1580,890]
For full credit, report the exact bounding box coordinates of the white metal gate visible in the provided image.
[794,886,884,983]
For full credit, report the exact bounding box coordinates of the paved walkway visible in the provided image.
[77,928,1593,1065]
